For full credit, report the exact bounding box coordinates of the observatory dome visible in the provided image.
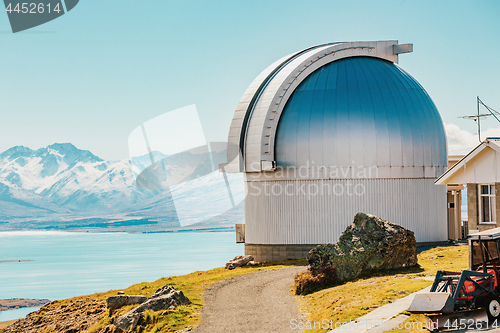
[226,41,448,262]
[275,56,447,178]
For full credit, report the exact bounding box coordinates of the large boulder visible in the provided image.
[307,212,418,282]
[114,286,191,331]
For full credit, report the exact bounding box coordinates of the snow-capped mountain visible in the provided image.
[0,143,151,214]
[0,143,244,231]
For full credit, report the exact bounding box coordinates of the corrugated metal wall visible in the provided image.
[245,178,447,244]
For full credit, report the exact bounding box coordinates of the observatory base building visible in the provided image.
[225,41,448,262]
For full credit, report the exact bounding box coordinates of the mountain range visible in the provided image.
[0,143,244,231]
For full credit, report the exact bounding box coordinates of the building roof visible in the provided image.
[435,139,500,185]
[469,227,500,240]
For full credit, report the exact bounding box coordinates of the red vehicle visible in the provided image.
[408,228,500,331]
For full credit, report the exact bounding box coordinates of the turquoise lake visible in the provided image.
[0,230,243,321]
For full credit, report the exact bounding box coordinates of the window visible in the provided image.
[479,184,496,224]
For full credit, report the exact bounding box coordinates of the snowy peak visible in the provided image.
[36,143,103,165]
[0,146,35,161]
[0,143,161,218]
[0,143,104,180]
[0,143,102,165]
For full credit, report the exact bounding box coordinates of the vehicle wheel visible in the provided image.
[486,296,500,322]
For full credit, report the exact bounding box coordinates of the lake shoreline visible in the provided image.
[0,225,235,234]
[1,231,244,312]
[0,320,16,329]
[0,299,50,311]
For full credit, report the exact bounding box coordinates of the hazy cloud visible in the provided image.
[445,123,500,155]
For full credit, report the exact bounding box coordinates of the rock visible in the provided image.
[149,286,178,299]
[106,295,147,310]
[134,287,191,313]
[307,212,418,282]
[114,286,191,331]
[225,255,253,270]
[114,312,140,332]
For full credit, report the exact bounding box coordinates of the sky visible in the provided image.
[1,0,499,160]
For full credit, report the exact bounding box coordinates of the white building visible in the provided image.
[437,138,500,235]
[226,41,448,261]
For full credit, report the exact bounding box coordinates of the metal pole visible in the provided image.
[477,96,481,142]
[479,235,487,274]
[478,97,500,123]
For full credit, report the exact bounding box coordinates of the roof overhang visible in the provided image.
[469,227,500,240]
[435,139,500,185]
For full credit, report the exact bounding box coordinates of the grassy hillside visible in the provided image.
[1,245,469,333]
[0,260,306,333]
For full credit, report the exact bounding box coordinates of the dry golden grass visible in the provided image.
[69,260,307,333]
[1,259,306,333]
[297,244,469,333]
[90,261,307,332]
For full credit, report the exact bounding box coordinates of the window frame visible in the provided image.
[478,184,496,225]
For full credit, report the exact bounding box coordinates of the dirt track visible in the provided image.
[193,266,305,333]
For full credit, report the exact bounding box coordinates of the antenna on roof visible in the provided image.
[460,97,500,142]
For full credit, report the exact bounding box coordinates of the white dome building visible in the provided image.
[225,41,448,262]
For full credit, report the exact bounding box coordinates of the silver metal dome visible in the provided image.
[275,56,447,179]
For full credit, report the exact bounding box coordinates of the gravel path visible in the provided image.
[193,266,306,333]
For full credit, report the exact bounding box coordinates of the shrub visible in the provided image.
[294,265,337,295]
